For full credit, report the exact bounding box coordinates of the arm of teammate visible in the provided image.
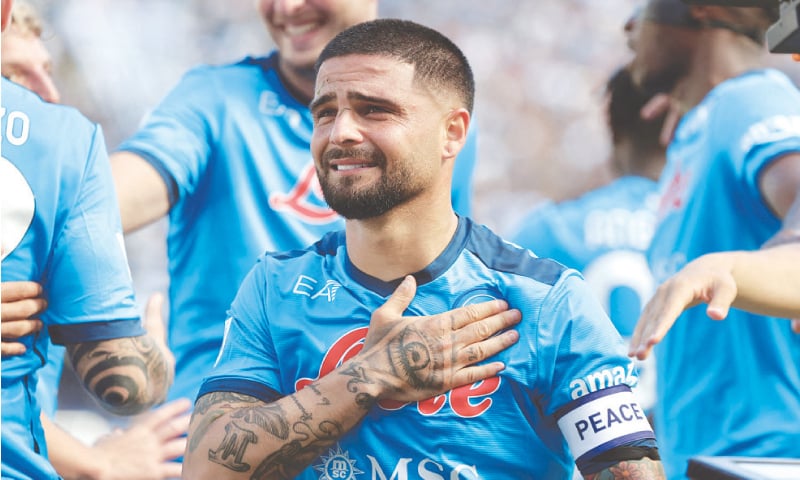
[630,153,800,360]
[65,292,175,415]
[110,151,171,233]
[183,275,521,480]
[42,398,190,480]
[1,281,46,356]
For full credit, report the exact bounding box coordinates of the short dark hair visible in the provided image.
[316,18,475,114]
[606,66,665,155]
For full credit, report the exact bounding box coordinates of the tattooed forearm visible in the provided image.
[584,458,666,480]
[67,334,170,415]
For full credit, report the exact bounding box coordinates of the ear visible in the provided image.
[1,0,12,33]
[443,108,470,160]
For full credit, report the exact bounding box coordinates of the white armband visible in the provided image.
[557,385,654,464]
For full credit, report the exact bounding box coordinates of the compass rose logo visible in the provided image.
[314,444,363,480]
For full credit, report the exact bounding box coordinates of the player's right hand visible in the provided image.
[1,281,46,357]
[360,275,521,403]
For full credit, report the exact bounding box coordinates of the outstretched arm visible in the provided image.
[110,151,171,233]
[183,276,521,479]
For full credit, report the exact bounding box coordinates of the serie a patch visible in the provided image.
[556,384,654,465]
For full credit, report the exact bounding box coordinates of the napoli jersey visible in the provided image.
[200,217,655,478]
[116,52,477,403]
[649,69,800,479]
[1,79,142,480]
[511,175,658,337]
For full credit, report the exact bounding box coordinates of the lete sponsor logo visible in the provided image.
[295,327,500,418]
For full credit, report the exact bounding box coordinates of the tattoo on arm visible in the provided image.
[67,335,169,415]
[584,458,666,480]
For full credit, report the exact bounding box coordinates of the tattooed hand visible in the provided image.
[357,275,521,403]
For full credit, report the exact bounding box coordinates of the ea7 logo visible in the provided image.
[293,275,342,302]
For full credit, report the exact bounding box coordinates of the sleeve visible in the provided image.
[47,124,143,345]
[115,66,221,206]
[196,258,283,404]
[536,273,656,474]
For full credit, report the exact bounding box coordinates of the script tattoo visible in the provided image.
[67,335,168,415]
[232,402,290,440]
[387,326,444,391]
[340,362,377,410]
[209,421,257,472]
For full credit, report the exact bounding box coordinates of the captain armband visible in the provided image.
[556,384,657,474]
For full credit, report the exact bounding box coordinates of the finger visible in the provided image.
[1,319,43,339]
[640,93,670,120]
[373,276,417,320]
[629,288,685,359]
[659,106,681,147]
[1,281,44,302]
[792,318,800,334]
[1,342,27,357]
[458,328,519,366]
[159,437,188,462]
[448,299,511,331]
[1,298,47,321]
[138,397,192,431]
[160,459,185,478]
[459,308,521,345]
[451,361,507,389]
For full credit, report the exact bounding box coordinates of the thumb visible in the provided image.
[705,280,737,321]
[374,276,416,320]
[792,318,800,334]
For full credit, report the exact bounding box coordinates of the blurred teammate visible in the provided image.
[627,1,800,478]
[110,0,478,405]
[1,2,189,478]
[184,18,665,479]
[511,67,666,412]
[0,0,174,476]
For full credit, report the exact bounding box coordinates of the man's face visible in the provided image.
[309,54,453,219]
[1,26,60,103]
[256,0,377,71]
[628,20,693,97]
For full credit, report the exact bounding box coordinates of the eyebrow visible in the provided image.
[309,91,400,113]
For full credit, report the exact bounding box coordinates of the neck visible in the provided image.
[345,197,459,282]
[673,29,766,111]
[276,55,316,105]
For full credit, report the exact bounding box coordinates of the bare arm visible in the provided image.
[183,276,521,479]
[584,458,665,479]
[110,151,171,233]
[66,293,175,415]
[1,281,45,356]
[630,153,800,359]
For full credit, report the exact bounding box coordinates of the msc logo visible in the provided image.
[293,275,342,302]
[315,445,363,480]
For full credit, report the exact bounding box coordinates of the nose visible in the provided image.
[272,0,306,15]
[328,108,363,146]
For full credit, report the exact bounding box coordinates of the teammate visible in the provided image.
[184,19,665,479]
[510,67,666,412]
[110,0,478,405]
[627,1,800,478]
[0,0,181,477]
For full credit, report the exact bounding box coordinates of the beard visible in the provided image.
[318,147,424,220]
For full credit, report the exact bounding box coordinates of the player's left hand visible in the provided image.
[1,281,47,357]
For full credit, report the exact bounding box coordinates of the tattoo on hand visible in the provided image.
[388,326,444,391]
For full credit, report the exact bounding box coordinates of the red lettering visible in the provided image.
[450,377,501,417]
[269,164,340,223]
[295,327,368,391]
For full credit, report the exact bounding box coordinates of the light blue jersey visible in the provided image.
[648,69,800,479]
[200,217,656,478]
[116,53,477,403]
[511,176,658,337]
[1,79,142,480]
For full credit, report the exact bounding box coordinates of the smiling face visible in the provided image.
[256,0,376,80]
[310,54,458,219]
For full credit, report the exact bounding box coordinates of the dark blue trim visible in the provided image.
[116,149,180,207]
[576,437,658,473]
[196,378,283,404]
[48,318,144,345]
[554,384,632,420]
[345,216,471,297]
